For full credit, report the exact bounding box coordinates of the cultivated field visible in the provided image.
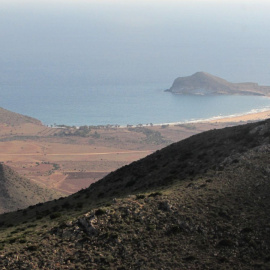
[1,109,269,195]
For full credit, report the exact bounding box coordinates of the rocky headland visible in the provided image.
[166,72,270,96]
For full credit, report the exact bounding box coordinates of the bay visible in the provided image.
[1,1,270,127]
[1,82,270,127]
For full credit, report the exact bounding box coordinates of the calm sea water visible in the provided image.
[1,82,270,126]
[1,1,270,126]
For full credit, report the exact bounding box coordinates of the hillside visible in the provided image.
[166,72,270,96]
[0,164,63,213]
[0,107,41,126]
[0,119,270,269]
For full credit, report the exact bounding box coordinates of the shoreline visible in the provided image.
[205,109,270,124]
[151,108,270,128]
[50,107,270,129]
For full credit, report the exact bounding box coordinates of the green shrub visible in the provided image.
[50,212,62,219]
[125,179,136,187]
[19,239,27,244]
[61,202,72,209]
[166,225,183,235]
[26,245,38,251]
[136,194,145,199]
[95,208,106,216]
[148,192,162,197]
[76,202,83,209]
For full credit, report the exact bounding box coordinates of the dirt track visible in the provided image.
[0,117,264,195]
[0,150,152,156]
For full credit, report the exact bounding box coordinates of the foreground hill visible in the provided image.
[166,72,270,96]
[0,107,41,126]
[0,164,62,213]
[0,119,270,269]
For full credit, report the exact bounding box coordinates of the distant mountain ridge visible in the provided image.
[166,72,270,96]
[0,164,62,213]
[0,107,41,126]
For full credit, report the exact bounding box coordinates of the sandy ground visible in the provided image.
[206,109,270,123]
[1,109,269,195]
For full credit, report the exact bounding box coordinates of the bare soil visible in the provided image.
[0,111,268,195]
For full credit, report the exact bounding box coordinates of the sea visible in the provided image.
[1,1,270,127]
[1,81,270,127]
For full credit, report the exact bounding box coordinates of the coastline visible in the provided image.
[2,105,270,196]
[150,108,270,128]
[205,109,270,123]
[50,107,270,129]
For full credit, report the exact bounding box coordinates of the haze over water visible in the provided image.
[1,0,270,126]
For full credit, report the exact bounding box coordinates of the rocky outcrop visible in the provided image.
[1,119,270,269]
[166,72,270,96]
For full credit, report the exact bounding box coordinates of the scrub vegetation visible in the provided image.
[0,119,270,269]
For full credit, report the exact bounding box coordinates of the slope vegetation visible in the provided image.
[0,119,270,269]
[0,164,62,213]
[167,72,270,96]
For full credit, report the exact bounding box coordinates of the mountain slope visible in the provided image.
[0,164,62,213]
[0,119,270,269]
[0,107,41,126]
[166,72,270,96]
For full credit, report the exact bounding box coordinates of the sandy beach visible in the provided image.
[152,108,270,128]
[205,109,270,123]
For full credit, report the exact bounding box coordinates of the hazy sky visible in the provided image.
[1,0,270,87]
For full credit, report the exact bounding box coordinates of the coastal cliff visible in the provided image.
[166,72,270,96]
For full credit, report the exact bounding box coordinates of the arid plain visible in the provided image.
[1,107,270,195]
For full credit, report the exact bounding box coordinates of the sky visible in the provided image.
[1,0,270,87]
